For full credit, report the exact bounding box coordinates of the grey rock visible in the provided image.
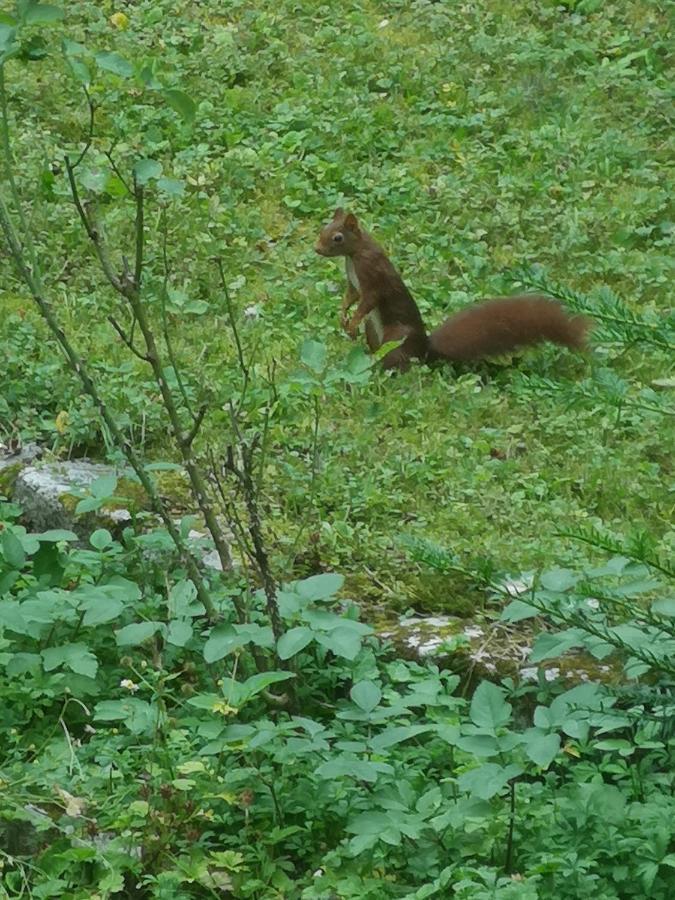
[13,460,122,534]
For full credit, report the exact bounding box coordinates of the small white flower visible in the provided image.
[544,668,560,682]
[243,305,260,320]
[378,18,389,28]
[586,598,600,610]
[520,667,538,681]
[120,679,140,693]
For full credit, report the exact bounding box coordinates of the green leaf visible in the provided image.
[540,568,579,592]
[65,56,90,85]
[295,572,344,601]
[157,176,186,197]
[469,681,512,731]
[134,158,163,186]
[522,729,561,768]
[91,474,118,499]
[83,597,123,627]
[2,531,26,568]
[316,626,362,660]
[277,626,314,660]
[529,629,585,663]
[370,725,432,752]
[652,598,675,617]
[90,529,113,550]
[351,680,382,713]
[300,339,327,374]
[116,621,164,646]
[315,757,393,782]
[167,619,193,647]
[41,643,98,678]
[23,3,63,25]
[163,88,196,123]
[203,623,274,662]
[94,698,158,735]
[501,599,538,622]
[95,50,133,78]
[35,529,78,542]
[458,763,522,800]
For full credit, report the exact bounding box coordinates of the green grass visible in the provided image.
[1,0,673,609]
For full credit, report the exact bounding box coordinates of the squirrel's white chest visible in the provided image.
[345,258,360,291]
[345,259,384,345]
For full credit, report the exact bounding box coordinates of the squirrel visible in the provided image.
[315,208,591,372]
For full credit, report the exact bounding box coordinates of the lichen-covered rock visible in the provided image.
[0,443,43,496]
[379,615,621,687]
[12,460,129,535]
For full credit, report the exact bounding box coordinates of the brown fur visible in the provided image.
[428,295,591,362]
[315,209,591,372]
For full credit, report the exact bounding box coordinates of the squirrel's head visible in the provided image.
[315,208,361,257]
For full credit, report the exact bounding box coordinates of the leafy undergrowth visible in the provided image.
[1,504,674,898]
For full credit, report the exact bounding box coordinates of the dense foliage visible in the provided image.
[0,0,673,897]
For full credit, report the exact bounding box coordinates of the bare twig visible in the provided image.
[107,314,150,361]
[64,156,125,294]
[70,86,95,171]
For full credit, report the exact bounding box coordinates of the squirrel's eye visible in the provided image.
[332,233,344,243]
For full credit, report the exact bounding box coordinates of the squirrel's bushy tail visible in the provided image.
[427,295,591,364]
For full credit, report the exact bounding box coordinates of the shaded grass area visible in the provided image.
[1,0,672,606]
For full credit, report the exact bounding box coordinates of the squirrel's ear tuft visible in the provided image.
[343,212,359,232]
[332,206,344,220]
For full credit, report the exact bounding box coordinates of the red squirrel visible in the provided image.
[315,208,591,372]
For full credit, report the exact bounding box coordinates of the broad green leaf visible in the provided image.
[295,572,344,601]
[91,474,117,499]
[115,621,164,646]
[350,680,382,713]
[457,763,522,800]
[277,626,314,660]
[652,598,675,617]
[83,597,123,627]
[469,681,512,731]
[94,698,157,735]
[300,339,327,374]
[522,729,561,768]
[35,529,78,542]
[95,51,133,78]
[316,626,362,660]
[2,531,25,568]
[41,643,98,678]
[370,725,432,752]
[540,568,579,592]
[203,623,274,662]
[23,3,63,24]
[134,158,163,186]
[157,176,186,197]
[315,757,393,782]
[169,579,201,618]
[167,619,193,647]
[455,734,500,757]
[501,599,538,622]
[90,529,113,550]
[163,88,196,123]
[529,629,585,663]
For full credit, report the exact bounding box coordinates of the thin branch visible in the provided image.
[133,178,144,290]
[104,142,132,194]
[107,314,150,361]
[64,156,125,294]
[184,405,207,447]
[70,86,95,171]
[159,209,197,420]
